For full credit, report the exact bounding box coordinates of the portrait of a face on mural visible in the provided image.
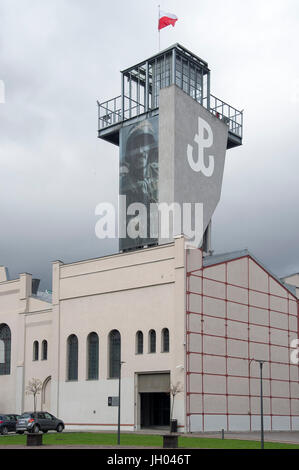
[120,118,159,208]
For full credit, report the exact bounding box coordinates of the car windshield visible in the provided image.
[20,413,33,418]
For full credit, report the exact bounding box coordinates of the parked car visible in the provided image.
[16,412,64,434]
[0,414,21,435]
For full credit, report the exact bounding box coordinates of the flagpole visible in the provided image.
[158,4,160,51]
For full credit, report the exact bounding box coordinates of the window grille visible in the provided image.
[136,331,143,354]
[87,332,99,380]
[149,330,156,353]
[67,335,78,381]
[109,330,121,378]
[42,340,48,360]
[162,328,170,352]
[0,324,11,375]
[33,341,39,361]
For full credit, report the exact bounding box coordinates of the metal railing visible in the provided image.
[98,92,243,139]
[98,95,146,130]
[97,95,122,129]
[208,94,243,138]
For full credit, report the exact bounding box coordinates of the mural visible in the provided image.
[119,117,159,250]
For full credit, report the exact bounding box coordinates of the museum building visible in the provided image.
[0,44,298,432]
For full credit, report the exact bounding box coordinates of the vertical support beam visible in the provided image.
[137,67,140,116]
[121,73,125,121]
[247,257,251,431]
[173,236,187,432]
[268,275,272,431]
[185,250,190,433]
[241,111,244,139]
[207,71,211,110]
[172,48,176,86]
[201,259,204,431]
[225,262,228,431]
[117,361,122,445]
[129,73,132,119]
[16,273,32,415]
[51,260,63,417]
[154,58,157,107]
[288,295,292,430]
[259,361,264,450]
[19,273,32,306]
[201,68,204,105]
[145,61,149,112]
[15,307,25,415]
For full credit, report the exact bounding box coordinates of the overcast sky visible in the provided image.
[0,0,298,289]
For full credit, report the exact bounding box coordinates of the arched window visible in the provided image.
[162,328,170,352]
[0,340,4,363]
[67,335,78,381]
[136,331,143,355]
[0,324,11,375]
[33,341,39,361]
[87,332,99,380]
[149,330,156,353]
[42,340,48,360]
[109,330,121,378]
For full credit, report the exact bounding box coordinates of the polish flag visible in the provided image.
[158,10,178,30]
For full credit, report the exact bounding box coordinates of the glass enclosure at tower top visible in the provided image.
[97,44,243,149]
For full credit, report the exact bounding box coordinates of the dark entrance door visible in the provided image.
[140,392,170,428]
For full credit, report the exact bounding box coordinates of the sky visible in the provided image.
[0,0,298,289]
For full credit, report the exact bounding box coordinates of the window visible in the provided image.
[67,335,78,381]
[162,328,170,352]
[149,330,156,353]
[0,340,4,364]
[87,332,99,380]
[136,331,143,354]
[42,340,48,360]
[33,341,39,361]
[109,330,121,378]
[0,324,11,375]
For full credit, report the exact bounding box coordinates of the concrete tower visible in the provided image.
[97,44,243,252]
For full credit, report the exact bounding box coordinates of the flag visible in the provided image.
[158,10,178,30]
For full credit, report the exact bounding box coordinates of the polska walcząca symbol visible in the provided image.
[187,116,214,176]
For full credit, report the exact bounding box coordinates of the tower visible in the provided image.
[97,44,243,252]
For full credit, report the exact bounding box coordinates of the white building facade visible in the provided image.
[0,236,298,432]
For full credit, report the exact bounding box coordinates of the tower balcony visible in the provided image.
[97,43,243,149]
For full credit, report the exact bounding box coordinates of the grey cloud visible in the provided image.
[0,0,298,289]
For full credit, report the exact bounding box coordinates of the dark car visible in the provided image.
[0,414,21,435]
[16,412,64,434]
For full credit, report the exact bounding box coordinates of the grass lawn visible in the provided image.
[0,433,299,449]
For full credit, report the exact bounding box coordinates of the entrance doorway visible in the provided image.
[140,392,170,428]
